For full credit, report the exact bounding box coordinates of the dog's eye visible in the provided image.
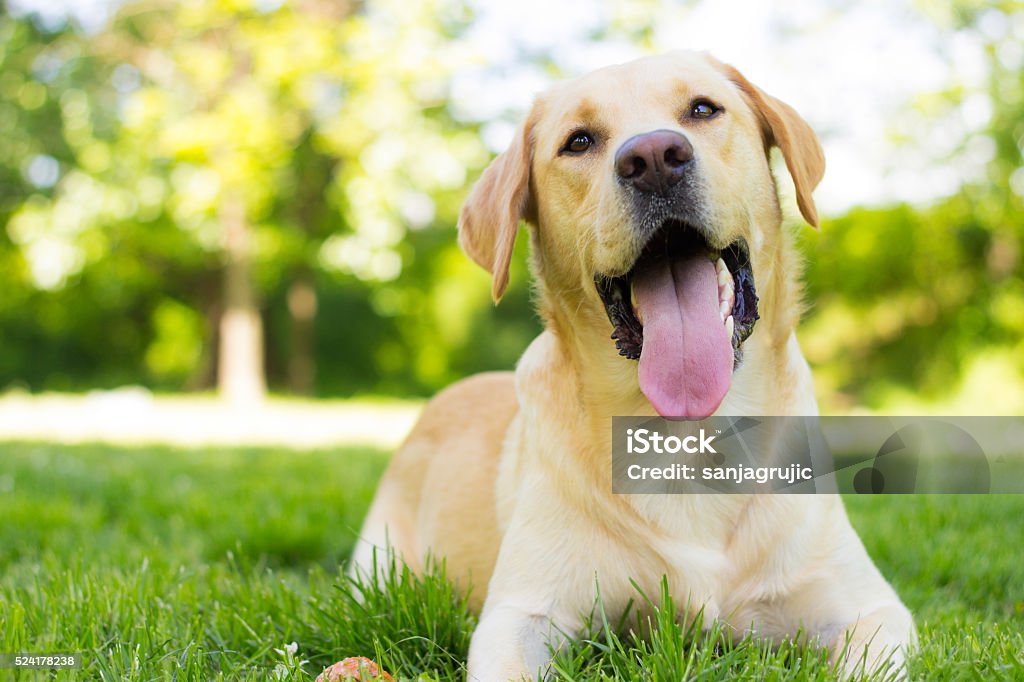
[561,131,594,154]
[690,100,721,119]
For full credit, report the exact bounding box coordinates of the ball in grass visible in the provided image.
[315,657,393,682]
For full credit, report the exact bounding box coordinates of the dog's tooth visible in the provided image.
[719,274,734,311]
[720,299,730,320]
[725,315,734,338]
[630,282,644,325]
[717,266,730,289]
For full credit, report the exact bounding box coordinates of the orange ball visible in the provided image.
[315,657,393,682]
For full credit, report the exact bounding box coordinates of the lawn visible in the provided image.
[0,441,1022,680]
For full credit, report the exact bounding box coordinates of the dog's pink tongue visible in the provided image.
[634,256,733,419]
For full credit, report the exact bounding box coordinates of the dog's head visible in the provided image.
[459,51,824,419]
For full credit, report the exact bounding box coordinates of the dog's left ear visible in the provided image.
[718,62,826,229]
[458,109,537,302]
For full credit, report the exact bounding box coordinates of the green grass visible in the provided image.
[0,442,1022,680]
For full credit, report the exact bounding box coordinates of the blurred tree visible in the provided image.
[0,3,156,390]
[2,0,515,399]
[86,0,364,403]
[3,0,1019,411]
[799,0,1023,411]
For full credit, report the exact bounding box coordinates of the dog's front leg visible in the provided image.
[466,602,573,682]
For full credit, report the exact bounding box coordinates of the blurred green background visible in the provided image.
[0,0,1021,414]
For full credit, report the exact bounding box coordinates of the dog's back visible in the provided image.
[351,371,517,609]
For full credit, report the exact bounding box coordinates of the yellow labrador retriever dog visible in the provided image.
[353,51,915,679]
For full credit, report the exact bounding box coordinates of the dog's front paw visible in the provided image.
[830,606,916,681]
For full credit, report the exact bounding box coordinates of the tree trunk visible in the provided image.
[286,271,317,395]
[217,195,266,404]
[187,277,220,392]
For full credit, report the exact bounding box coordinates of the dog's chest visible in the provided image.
[614,495,751,608]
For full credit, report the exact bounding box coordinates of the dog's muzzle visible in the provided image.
[595,131,760,419]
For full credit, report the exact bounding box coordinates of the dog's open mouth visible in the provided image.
[595,221,759,419]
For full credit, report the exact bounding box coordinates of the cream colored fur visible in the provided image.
[352,51,915,681]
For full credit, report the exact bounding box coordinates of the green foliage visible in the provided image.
[798,1,1024,412]
[0,1,1020,407]
[801,193,1024,411]
[0,0,544,398]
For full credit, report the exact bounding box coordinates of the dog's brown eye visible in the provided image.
[690,100,721,119]
[562,131,594,154]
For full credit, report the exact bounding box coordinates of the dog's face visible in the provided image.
[459,51,824,419]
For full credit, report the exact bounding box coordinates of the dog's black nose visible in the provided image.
[615,130,693,195]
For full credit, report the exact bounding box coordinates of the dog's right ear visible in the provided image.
[458,111,536,303]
